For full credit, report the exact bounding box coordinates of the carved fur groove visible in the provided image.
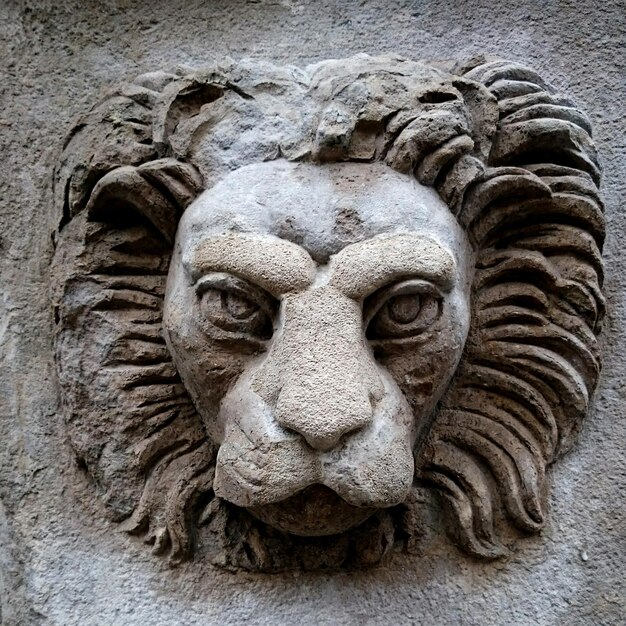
[417,60,604,558]
[52,55,604,571]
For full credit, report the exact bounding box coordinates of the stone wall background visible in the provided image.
[0,1,624,624]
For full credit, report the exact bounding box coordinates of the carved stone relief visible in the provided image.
[51,54,605,572]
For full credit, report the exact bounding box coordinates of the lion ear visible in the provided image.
[86,159,204,243]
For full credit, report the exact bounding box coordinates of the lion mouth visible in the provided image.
[246,484,377,537]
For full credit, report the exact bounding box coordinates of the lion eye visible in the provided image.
[365,280,442,340]
[388,294,421,324]
[223,291,259,320]
[196,274,276,340]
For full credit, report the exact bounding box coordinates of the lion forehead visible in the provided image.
[178,160,469,265]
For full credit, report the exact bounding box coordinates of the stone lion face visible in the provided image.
[53,55,604,571]
[164,160,472,536]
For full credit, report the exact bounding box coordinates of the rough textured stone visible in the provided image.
[51,52,604,573]
[1,2,624,624]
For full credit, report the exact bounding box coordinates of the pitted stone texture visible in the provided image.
[51,52,604,572]
[165,162,470,530]
[1,1,624,625]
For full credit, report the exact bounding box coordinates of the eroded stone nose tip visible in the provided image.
[294,425,358,452]
[275,384,374,452]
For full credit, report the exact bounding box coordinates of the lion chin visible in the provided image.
[247,485,377,536]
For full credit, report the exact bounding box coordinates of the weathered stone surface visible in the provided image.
[1,2,624,624]
[51,53,605,572]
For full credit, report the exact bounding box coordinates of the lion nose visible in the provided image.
[275,376,374,451]
[252,287,385,452]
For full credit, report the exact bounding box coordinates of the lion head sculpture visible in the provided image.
[51,54,605,572]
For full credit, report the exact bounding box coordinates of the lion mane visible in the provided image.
[52,55,604,571]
